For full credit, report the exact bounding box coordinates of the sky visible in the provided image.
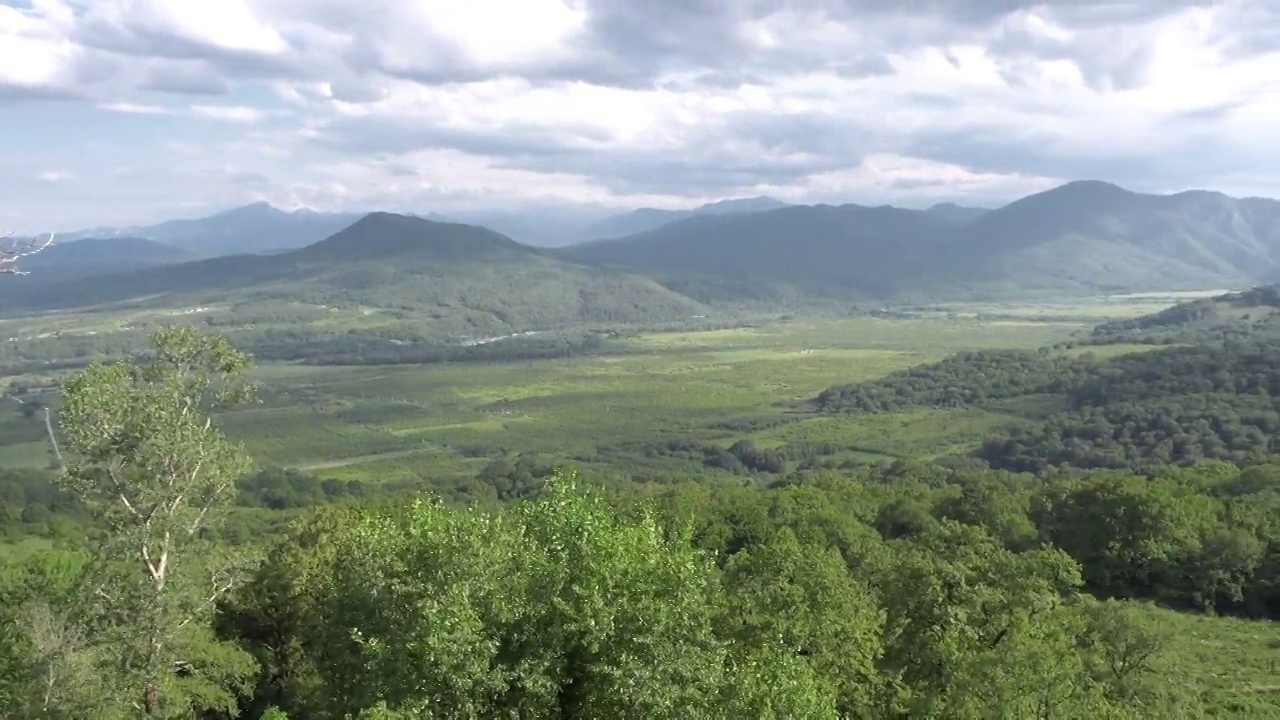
[1,0,1278,233]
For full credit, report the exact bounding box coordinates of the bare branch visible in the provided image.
[44,406,65,470]
[0,230,56,275]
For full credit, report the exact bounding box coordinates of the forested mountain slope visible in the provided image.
[569,181,1280,301]
[0,213,707,337]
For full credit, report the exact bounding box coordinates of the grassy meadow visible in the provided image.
[1,312,1118,482]
[222,317,1094,482]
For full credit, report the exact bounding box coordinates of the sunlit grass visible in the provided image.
[0,315,1111,482]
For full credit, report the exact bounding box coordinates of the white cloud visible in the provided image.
[36,170,73,183]
[99,101,170,113]
[360,0,588,74]
[0,1,82,93]
[1,0,1278,231]
[81,0,290,56]
[188,104,268,123]
[790,154,1061,203]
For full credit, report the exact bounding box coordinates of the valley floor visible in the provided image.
[24,317,1089,479]
[4,293,1280,715]
[0,298,1196,482]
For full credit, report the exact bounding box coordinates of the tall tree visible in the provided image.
[45,325,258,718]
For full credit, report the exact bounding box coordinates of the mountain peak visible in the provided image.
[292,211,525,263]
[1048,179,1134,198]
[694,196,790,215]
[923,202,989,225]
[213,201,283,219]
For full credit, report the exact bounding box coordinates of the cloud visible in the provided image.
[100,101,169,113]
[188,104,268,122]
[0,0,1278,232]
[36,170,73,183]
[142,59,232,94]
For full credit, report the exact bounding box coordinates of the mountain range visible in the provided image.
[61,202,364,257]
[568,180,1280,301]
[5,180,1280,331]
[54,195,792,254]
[17,237,199,280]
[0,214,707,339]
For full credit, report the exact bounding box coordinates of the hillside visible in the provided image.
[0,213,707,338]
[565,203,953,298]
[923,202,989,224]
[64,202,363,256]
[576,196,792,242]
[567,181,1280,301]
[11,236,198,279]
[817,341,1280,472]
[1092,285,1280,343]
[931,182,1280,297]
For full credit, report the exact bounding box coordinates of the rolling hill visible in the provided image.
[567,181,1280,301]
[564,203,953,299]
[9,236,198,279]
[0,213,708,338]
[1091,284,1280,343]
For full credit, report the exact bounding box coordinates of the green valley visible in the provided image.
[7,194,1280,719]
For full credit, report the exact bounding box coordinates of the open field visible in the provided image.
[2,313,1105,482]
[1152,607,1280,715]
[226,317,1093,482]
[0,292,1193,484]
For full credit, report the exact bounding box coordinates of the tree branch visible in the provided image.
[176,573,238,629]
[0,231,56,275]
[107,462,143,519]
[44,406,64,470]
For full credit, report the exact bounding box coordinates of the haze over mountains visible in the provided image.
[8,180,1280,326]
[570,180,1280,300]
[55,195,794,255]
[60,202,364,257]
[1,213,706,339]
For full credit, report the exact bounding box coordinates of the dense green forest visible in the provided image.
[1091,285,1280,344]
[4,327,1280,718]
[818,341,1280,472]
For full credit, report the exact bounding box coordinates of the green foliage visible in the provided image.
[1093,284,1280,344]
[821,341,1280,472]
[295,473,757,718]
[10,315,1280,718]
[25,326,261,718]
[719,529,883,713]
